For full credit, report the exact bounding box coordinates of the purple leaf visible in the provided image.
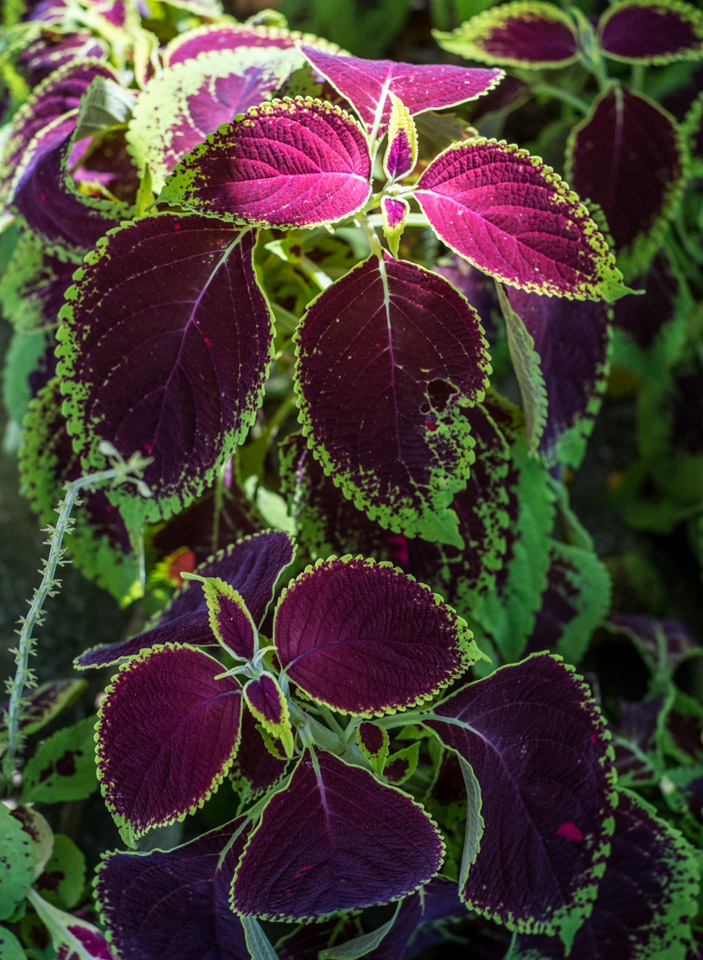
[161,98,371,229]
[164,23,300,66]
[128,47,300,192]
[433,2,580,68]
[357,722,390,769]
[97,818,251,960]
[607,614,703,679]
[415,139,624,300]
[0,229,78,332]
[56,216,274,528]
[56,924,113,960]
[294,253,490,547]
[17,30,108,86]
[75,531,294,669]
[427,654,617,944]
[366,877,466,960]
[599,0,703,64]
[243,674,293,756]
[202,578,257,660]
[505,287,611,466]
[509,790,700,960]
[230,749,444,919]
[300,46,502,132]
[273,557,479,716]
[230,708,288,804]
[97,644,242,843]
[566,84,686,272]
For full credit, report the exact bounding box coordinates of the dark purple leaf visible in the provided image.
[164,23,300,66]
[599,0,703,64]
[274,557,479,716]
[75,531,294,669]
[509,790,700,960]
[427,654,617,943]
[608,614,702,679]
[436,257,502,342]
[295,253,490,546]
[97,818,251,960]
[17,30,108,86]
[243,674,286,727]
[415,139,624,300]
[613,695,664,785]
[357,722,389,765]
[230,708,288,804]
[161,98,371,228]
[128,47,300,192]
[276,917,362,960]
[505,287,611,466]
[366,877,465,960]
[231,749,444,920]
[566,83,686,272]
[56,216,274,528]
[97,644,242,843]
[300,46,502,131]
[434,2,580,68]
[203,578,257,660]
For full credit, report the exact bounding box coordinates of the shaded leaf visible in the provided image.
[274,557,480,716]
[0,679,85,742]
[607,614,703,681]
[56,215,274,529]
[161,98,371,229]
[231,749,444,920]
[96,644,242,843]
[599,0,703,65]
[415,139,625,300]
[0,229,78,332]
[35,835,86,909]
[428,653,617,945]
[230,708,289,807]
[22,716,98,804]
[294,253,490,547]
[0,803,34,921]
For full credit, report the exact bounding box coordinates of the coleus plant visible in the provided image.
[0,0,701,958]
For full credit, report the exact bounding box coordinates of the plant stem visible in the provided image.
[532,83,590,115]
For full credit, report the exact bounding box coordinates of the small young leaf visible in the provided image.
[566,84,686,276]
[383,93,417,181]
[598,0,703,65]
[274,557,480,716]
[202,577,257,660]
[230,749,444,920]
[96,644,242,844]
[433,1,580,69]
[0,804,35,921]
[300,46,502,132]
[243,674,294,758]
[294,253,491,547]
[380,196,408,257]
[357,722,390,773]
[383,742,420,785]
[56,215,274,529]
[21,716,99,804]
[97,818,251,960]
[160,98,372,229]
[427,654,617,946]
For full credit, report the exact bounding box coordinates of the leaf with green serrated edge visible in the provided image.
[383,742,420,785]
[19,379,139,604]
[0,680,85,743]
[55,215,274,531]
[0,228,78,332]
[243,674,294,758]
[202,577,257,660]
[598,0,703,65]
[0,804,35,921]
[357,722,389,773]
[381,196,408,258]
[97,643,242,845]
[525,541,612,666]
[433,1,580,69]
[163,22,313,67]
[294,253,491,548]
[35,836,85,910]
[127,46,301,193]
[21,716,98,804]
[384,92,417,181]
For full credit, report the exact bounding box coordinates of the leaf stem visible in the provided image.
[532,83,590,115]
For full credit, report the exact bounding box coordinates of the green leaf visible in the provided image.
[456,755,484,894]
[0,926,26,960]
[21,716,98,804]
[0,804,35,921]
[10,807,54,880]
[320,900,402,958]
[72,75,136,143]
[35,835,86,910]
[278,0,411,57]
[241,914,281,960]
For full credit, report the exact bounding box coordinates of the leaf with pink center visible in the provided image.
[427,653,617,946]
[163,22,326,66]
[17,30,109,86]
[97,643,242,845]
[273,557,480,716]
[160,97,371,229]
[96,818,252,960]
[433,1,580,69]
[230,748,444,920]
[127,47,301,192]
[56,215,274,530]
[566,84,686,275]
[415,138,625,300]
[294,253,491,547]
[383,93,417,181]
[508,790,700,960]
[75,531,294,668]
[598,0,703,64]
[300,46,502,133]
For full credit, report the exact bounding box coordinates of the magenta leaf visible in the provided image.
[17,30,108,86]
[164,22,301,66]
[566,84,686,274]
[294,253,491,547]
[97,818,251,960]
[300,46,501,132]
[202,578,257,660]
[96,644,242,844]
[56,215,274,529]
[508,790,700,960]
[416,139,625,300]
[75,531,294,669]
[433,2,580,69]
[127,47,300,192]
[230,749,444,920]
[160,98,371,229]
[598,0,703,65]
[273,557,480,716]
[427,654,617,946]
